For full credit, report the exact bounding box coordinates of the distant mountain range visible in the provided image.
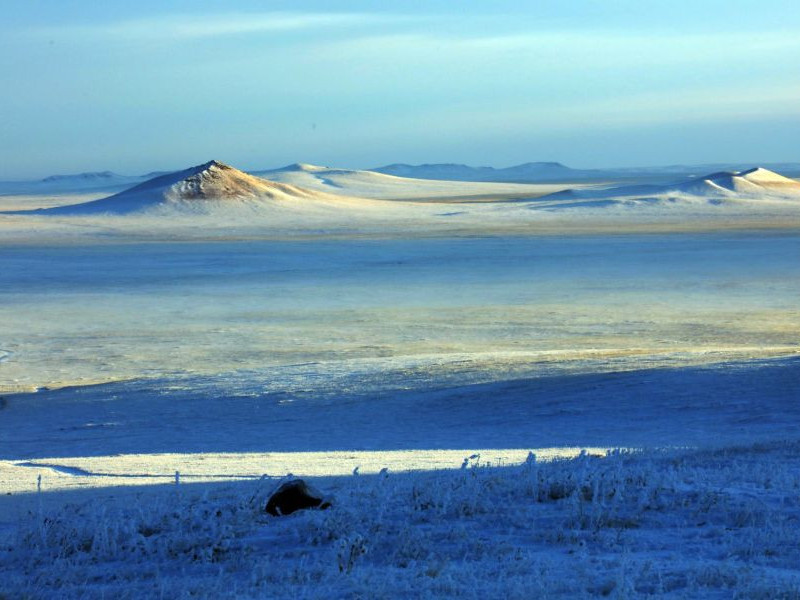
[371,162,584,182]
[40,170,171,183]
[41,170,121,183]
[0,170,175,195]
[372,162,800,182]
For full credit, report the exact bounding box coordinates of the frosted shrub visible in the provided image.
[336,534,367,573]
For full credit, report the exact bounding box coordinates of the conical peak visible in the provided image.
[199,159,232,171]
[183,160,241,181]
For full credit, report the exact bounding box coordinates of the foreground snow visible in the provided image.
[2,355,799,596]
[5,441,800,598]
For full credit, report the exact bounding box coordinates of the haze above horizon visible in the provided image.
[1,0,799,179]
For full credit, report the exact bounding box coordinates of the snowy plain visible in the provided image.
[1,166,800,597]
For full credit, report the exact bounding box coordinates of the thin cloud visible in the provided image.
[31,12,397,41]
[316,29,800,69]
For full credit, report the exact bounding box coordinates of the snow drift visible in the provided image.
[254,162,561,200]
[256,162,423,194]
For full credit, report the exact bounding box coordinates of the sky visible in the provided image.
[1,0,799,179]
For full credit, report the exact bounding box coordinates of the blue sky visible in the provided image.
[1,0,799,178]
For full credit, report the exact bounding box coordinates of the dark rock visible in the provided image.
[265,479,331,516]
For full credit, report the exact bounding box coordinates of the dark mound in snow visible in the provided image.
[266,479,331,516]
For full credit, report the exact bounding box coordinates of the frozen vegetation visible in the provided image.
[5,442,800,598]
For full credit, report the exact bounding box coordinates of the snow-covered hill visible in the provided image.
[256,162,439,195]
[254,162,564,200]
[611,161,800,178]
[541,167,800,207]
[675,167,800,196]
[37,160,363,215]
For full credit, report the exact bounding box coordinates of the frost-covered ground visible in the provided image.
[1,176,800,597]
[5,441,800,598]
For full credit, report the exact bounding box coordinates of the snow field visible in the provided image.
[5,441,800,598]
[0,448,609,498]
[3,232,800,392]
